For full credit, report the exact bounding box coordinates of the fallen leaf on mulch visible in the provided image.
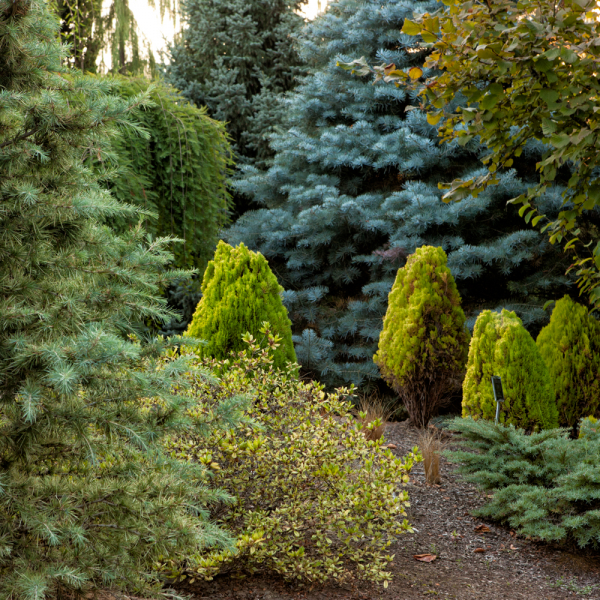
[474,524,490,533]
[413,554,437,562]
[473,548,486,553]
[510,544,519,550]
[386,443,397,449]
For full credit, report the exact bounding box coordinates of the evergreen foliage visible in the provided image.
[166,0,306,171]
[186,241,296,368]
[462,310,558,431]
[447,417,600,548]
[164,328,419,586]
[0,2,243,596]
[226,0,572,389]
[374,246,470,427]
[102,76,232,334]
[380,0,600,310]
[106,77,231,273]
[536,296,600,430]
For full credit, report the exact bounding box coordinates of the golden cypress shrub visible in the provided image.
[462,309,558,430]
[536,296,600,430]
[185,241,296,368]
[374,246,470,427]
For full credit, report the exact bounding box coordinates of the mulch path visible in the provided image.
[178,420,600,600]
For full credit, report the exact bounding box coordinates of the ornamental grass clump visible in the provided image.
[374,246,470,428]
[463,309,558,431]
[162,325,420,587]
[536,296,600,431]
[185,241,296,368]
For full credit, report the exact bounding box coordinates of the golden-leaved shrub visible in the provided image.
[162,324,420,586]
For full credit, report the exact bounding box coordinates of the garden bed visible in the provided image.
[178,420,600,600]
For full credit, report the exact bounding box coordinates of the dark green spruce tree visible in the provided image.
[0,1,244,597]
[226,0,572,389]
[166,0,307,209]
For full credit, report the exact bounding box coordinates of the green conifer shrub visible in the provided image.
[186,241,296,368]
[536,296,600,430]
[100,76,233,334]
[462,310,558,430]
[163,326,419,586]
[0,1,245,596]
[447,417,600,548]
[374,246,470,427]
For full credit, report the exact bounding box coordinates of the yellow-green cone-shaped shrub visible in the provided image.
[185,241,296,368]
[536,296,600,430]
[463,309,558,430]
[374,246,470,427]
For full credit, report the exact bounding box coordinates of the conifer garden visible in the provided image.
[3,0,600,597]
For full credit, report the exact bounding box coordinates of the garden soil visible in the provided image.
[176,420,600,600]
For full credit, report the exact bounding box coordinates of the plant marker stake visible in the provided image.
[491,375,505,424]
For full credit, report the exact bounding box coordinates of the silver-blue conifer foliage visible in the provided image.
[227,0,572,388]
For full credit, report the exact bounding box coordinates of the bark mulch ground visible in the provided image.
[178,420,600,600]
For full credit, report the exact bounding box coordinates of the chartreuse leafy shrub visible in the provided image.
[536,296,600,430]
[462,309,558,431]
[185,241,296,368]
[447,417,600,548]
[374,246,470,427]
[163,325,420,586]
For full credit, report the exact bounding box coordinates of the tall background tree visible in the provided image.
[166,0,307,212]
[226,0,572,390]
[0,1,243,596]
[52,0,178,74]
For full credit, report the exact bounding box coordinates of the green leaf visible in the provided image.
[539,89,559,108]
[560,47,578,64]
[550,133,571,148]
[541,48,561,60]
[402,19,422,36]
[541,118,558,136]
[426,111,443,125]
[564,237,580,250]
[481,94,500,110]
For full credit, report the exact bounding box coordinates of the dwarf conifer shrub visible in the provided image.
[447,417,600,548]
[536,296,600,430]
[374,246,470,427]
[163,326,420,586]
[463,310,558,430]
[185,241,296,368]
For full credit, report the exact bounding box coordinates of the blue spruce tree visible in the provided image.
[226,0,572,389]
